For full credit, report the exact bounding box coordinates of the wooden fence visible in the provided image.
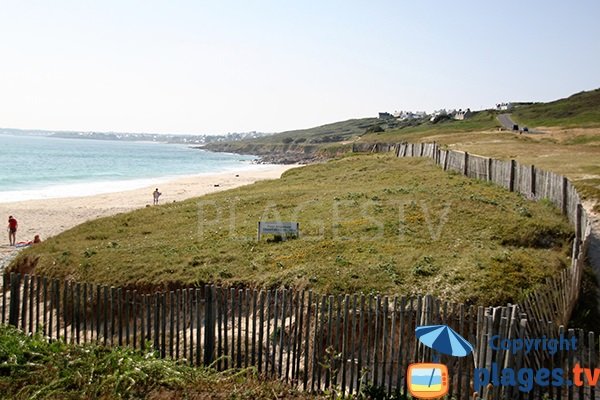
[0,142,597,399]
[2,273,599,399]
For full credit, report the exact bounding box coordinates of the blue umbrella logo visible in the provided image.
[415,324,473,357]
[415,325,474,389]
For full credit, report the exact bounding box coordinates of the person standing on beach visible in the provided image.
[153,188,162,205]
[7,216,17,246]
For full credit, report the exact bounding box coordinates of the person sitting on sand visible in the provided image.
[153,188,162,205]
[7,215,17,246]
[33,234,41,244]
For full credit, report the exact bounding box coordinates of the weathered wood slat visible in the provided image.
[258,290,265,374]
[284,290,293,382]
[182,289,187,359]
[278,289,286,379]
[74,282,80,344]
[365,296,373,386]
[29,275,35,334]
[204,286,215,366]
[309,293,321,392]
[302,290,311,391]
[381,296,389,394]
[252,289,258,367]
[245,289,251,369]
[237,288,243,369]
[265,290,272,374]
[373,295,381,386]
[272,289,279,377]
[82,282,88,343]
[349,294,358,396]
[316,294,326,390]
[295,290,305,385]
[43,277,48,337]
[216,287,222,367]
[356,295,365,394]
[117,287,123,347]
[341,294,350,394]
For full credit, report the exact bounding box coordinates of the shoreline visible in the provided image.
[0,163,299,268]
[0,160,269,204]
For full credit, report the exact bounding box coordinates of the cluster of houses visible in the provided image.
[495,102,514,111]
[377,101,515,124]
[378,108,473,122]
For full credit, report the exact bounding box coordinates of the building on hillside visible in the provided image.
[496,102,513,111]
[378,112,394,120]
[393,110,428,120]
[453,108,472,120]
[430,109,448,122]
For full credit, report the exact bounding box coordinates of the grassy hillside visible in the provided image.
[256,118,381,144]
[512,88,600,128]
[203,118,384,162]
[0,325,314,400]
[206,118,380,149]
[10,154,573,305]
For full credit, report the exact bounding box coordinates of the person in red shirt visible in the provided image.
[8,216,17,246]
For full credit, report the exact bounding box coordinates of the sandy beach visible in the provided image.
[0,164,299,268]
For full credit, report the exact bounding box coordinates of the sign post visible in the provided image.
[257,221,299,241]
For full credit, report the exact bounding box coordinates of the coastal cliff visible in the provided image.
[202,142,353,164]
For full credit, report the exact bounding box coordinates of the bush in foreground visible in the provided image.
[0,325,315,399]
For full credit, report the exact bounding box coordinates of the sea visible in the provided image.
[0,133,259,203]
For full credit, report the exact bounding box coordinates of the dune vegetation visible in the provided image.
[0,325,315,400]
[10,154,573,306]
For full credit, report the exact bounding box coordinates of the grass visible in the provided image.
[512,88,600,128]
[10,154,573,306]
[256,118,381,143]
[0,325,315,399]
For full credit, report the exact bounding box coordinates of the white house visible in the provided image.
[496,102,513,111]
[453,108,472,120]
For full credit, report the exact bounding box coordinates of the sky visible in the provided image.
[1,1,599,135]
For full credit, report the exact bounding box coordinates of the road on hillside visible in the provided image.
[498,114,518,130]
[497,114,543,133]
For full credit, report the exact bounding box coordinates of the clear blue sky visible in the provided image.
[1,1,599,135]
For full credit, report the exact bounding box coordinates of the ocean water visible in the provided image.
[0,133,258,202]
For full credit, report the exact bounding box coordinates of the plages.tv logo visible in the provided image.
[407,325,473,399]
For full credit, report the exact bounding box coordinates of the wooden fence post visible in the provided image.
[509,160,516,192]
[204,285,216,365]
[562,176,568,215]
[303,290,312,391]
[161,292,167,358]
[530,165,536,198]
[21,275,29,332]
[463,152,469,176]
[575,204,582,257]
[55,279,61,341]
[1,273,8,324]
[443,151,449,171]
[153,293,160,351]
[9,273,20,327]
[487,158,493,182]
